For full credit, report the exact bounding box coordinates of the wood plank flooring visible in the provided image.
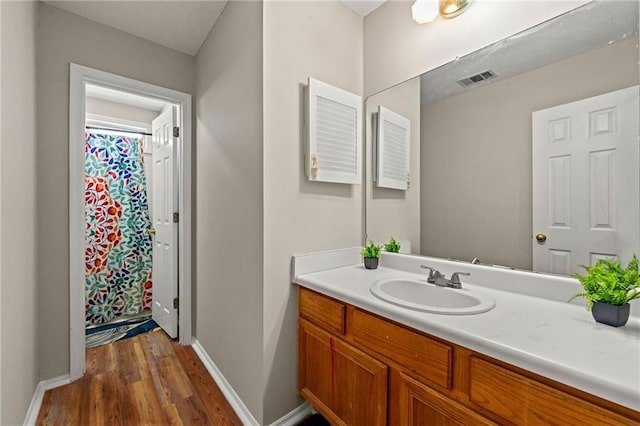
[36,329,242,425]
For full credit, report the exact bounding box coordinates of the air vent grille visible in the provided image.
[457,70,497,88]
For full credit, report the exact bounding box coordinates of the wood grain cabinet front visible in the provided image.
[468,356,638,426]
[347,307,452,390]
[299,287,346,335]
[298,318,388,426]
[296,287,640,426]
[394,370,496,426]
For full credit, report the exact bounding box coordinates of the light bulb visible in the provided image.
[412,0,439,24]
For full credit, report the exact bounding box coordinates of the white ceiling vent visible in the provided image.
[457,70,498,88]
[305,78,362,185]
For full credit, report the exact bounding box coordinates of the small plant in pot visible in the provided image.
[362,240,382,270]
[384,237,401,254]
[569,255,640,327]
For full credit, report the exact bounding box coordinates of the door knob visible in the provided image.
[147,229,156,235]
[535,233,547,242]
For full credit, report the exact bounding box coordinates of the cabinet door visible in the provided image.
[397,371,496,426]
[299,318,387,426]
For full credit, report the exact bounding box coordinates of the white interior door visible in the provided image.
[533,86,639,275]
[151,105,179,338]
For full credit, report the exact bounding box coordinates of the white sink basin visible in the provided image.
[370,278,495,315]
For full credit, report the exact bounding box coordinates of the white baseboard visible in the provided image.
[23,374,72,426]
[191,338,260,425]
[269,402,312,426]
[191,339,313,426]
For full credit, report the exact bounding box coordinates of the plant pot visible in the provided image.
[364,257,379,270]
[591,302,630,327]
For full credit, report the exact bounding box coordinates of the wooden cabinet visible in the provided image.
[298,318,388,426]
[468,356,637,426]
[394,370,496,426]
[348,307,452,391]
[297,287,640,426]
[299,287,346,335]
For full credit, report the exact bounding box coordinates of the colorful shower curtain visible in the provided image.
[84,132,153,325]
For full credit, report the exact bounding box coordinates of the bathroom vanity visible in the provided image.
[293,249,640,425]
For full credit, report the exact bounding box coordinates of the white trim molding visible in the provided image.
[191,339,260,425]
[69,63,193,380]
[268,402,313,426]
[23,375,72,426]
[191,339,313,426]
[85,113,152,133]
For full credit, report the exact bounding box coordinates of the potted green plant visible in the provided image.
[362,240,382,270]
[569,255,640,327]
[384,237,401,254]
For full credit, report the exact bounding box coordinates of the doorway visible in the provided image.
[69,64,192,380]
[532,85,640,274]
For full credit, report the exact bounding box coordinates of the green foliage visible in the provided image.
[569,255,640,309]
[361,240,383,259]
[384,237,401,254]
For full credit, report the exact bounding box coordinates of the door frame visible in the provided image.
[69,63,192,380]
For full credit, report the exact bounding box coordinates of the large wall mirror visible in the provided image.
[365,0,639,275]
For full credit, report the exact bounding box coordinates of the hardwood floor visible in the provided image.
[36,329,242,425]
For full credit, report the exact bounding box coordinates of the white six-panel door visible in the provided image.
[151,106,178,338]
[533,86,639,275]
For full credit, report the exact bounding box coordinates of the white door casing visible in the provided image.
[69,64,192,380]
[151,106,179,338]
[532,86,639,275]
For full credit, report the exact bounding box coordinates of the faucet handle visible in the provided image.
[420,265,437,283]
[450,272,470,285]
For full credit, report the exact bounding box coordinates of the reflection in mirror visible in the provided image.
[365,1,639,275]
[366,77,422,254]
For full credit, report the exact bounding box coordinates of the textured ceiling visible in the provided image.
[420,1,639,104]
[44,0,228,56]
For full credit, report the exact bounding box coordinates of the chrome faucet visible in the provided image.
[420,265,470,289]
[448,272,470,289]
[420,265,437,282]
[420,265,449,286]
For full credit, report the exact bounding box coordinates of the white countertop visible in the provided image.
[294,257,640,412]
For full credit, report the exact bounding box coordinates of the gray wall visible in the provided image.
[421,38,639,269]
[365,77,421,253]
[262,2,363,423]
[0,1,39,423]
[36,3,195,380]
[33,3,361,423]
[195,1,265,422]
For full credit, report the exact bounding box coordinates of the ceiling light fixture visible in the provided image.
[439,0,473,19]
[412,0,473,23]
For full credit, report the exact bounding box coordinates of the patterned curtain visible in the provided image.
[84,132,153,325]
